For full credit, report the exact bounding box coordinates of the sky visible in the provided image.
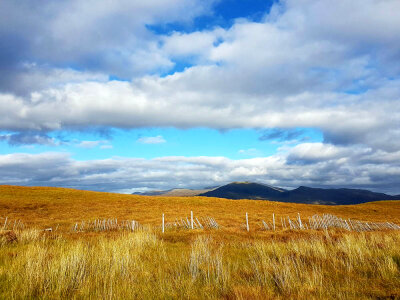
[0,0,400,194]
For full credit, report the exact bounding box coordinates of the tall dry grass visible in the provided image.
[0,229,399,299]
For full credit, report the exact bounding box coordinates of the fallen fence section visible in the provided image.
[71,219,144,233]
[164,216,219,230]
[260,213,400,232]
[1,217,25,231]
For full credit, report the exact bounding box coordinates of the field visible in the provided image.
[1,185,400,299]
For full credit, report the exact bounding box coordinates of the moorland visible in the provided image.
[0,185,399,299]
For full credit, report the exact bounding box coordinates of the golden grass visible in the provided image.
[0,229,399,299]
[0,185,400,299]
[1,185,399,232]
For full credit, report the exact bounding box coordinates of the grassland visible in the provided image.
[1,185,400,231]
[1,185,400,299]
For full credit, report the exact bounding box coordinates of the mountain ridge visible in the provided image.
[199,182,400,205]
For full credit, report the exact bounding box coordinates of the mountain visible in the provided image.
[200,182,286,200]
[282,186,400,205]
[200,182,400,205]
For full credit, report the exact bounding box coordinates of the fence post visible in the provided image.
[298,213,303,229]
[3,217,7,230]
[163,214,165,233]
[246,212,249,232]
[273,213,276,231]
[191,211,194,229]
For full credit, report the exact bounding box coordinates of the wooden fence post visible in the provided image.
[298,213,303,229]
[246,212,249,232]
[3,217,7,230]
[191,211,194,229]
[162,213,165,233]
[273,213,276,231]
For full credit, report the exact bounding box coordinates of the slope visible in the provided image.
[200,182,400,204]
[1,185,399,231]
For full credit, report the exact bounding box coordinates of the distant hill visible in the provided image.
[199,182,286,200]
[133,187,217,197]
[158,188,216,197]
[200,182,400,205]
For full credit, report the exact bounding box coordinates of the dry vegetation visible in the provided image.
[1,185,399,231]
[1,229,399,299]
[1,185,400,299]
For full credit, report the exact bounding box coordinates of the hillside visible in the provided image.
[282,186,400,205]
[1,185,400,230]
[200,182,400,205]
[1,185,400,299]
[134,187,216,197]
[200,182,286,200]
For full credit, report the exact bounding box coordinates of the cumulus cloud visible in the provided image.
[0,0,399,152]
[137,135,166,144]
[0,0,216,93]
[0,79,399,151]
[286,143,351,165]
[1,144,400,194]
[162,29,226,62]
[9,64,109,96]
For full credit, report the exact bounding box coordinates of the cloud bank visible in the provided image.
[1,143,400,194]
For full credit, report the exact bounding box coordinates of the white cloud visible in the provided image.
[238,148,263,157]
[16,64,108,96]
[0,0,399,153]
[137,135,166,144]
[162,29,225,60]
[0,77,398,152]
[77,140,111,149]
[0,0,218,96]
[287,143,350,163]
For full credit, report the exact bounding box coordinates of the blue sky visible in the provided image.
[0,128,322,161]
[0,0,400,193]
[149,0,275,34]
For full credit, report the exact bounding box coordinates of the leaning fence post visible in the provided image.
[246,212,249,232]
[298,213,303,229]
[162,213,165,233]
[3,217,7,230]
[191,211,194,229]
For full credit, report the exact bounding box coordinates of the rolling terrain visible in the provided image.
[200,182,400,204]
[1,185,400,230]
[136,181,400,205]
[1,185,400,299]
[135,188,216,197]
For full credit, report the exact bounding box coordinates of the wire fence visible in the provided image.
[2,211,399,234]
